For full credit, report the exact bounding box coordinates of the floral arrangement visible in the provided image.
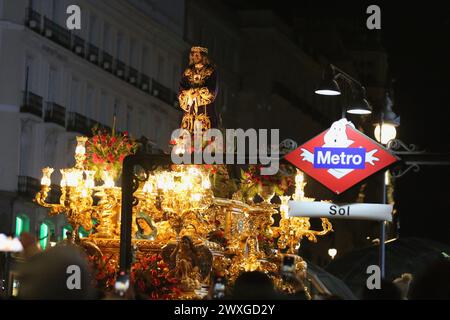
[88,254,117,291]
[239,164,296,200]
[130,254,181,299]
[85,126,139,179]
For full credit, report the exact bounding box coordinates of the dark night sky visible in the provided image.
[227,1,450,243]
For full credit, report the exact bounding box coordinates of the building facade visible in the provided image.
[0,0,187,246]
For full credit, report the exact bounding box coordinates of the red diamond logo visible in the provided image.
[284,119,399,194]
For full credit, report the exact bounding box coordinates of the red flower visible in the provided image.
[169,139,176,145]
[110,136,117,144]
[93,136,99,144]
[119,155,125,162]
[101,134,106,143]
[92,153,101,164]
[123,131,129,136]
[107,153,115,162]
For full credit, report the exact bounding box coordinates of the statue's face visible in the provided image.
[190,51,202,65]
[137,218,148,230]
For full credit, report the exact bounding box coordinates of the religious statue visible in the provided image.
[178,46,218,132]
[134,212,158,240]
[170,236,202,291]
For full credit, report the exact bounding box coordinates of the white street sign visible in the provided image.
[288,201,393,222]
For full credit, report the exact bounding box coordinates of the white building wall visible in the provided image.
[0,0,186,237]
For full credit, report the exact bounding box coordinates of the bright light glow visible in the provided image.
[103,171,115,188]
[328,248,337,259]
[374,123,397,144]
[75,137,87,155]
[65,169,81,187]
[347,108,372,115]
[191,193,202,202]
[201,177,211,189]
[315,89,341,96]
[84,171,95,189]
[143,180,153,193]
[39,223,49,250]
[40,167,54,186]
[0,234,23,252]
[75,144,85,155]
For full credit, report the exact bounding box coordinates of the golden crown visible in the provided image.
[190,46,208,54]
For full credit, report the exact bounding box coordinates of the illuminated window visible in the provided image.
[15,215,30,237]
[39,221,55,250]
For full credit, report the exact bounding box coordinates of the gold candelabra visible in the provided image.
[35,136,121,242]
[273,170,333,254]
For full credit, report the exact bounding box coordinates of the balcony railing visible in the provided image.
[67,112,92,136]
[44,102,66,127]
[25,7,41,32]
[115,59,126,78]
[128,67,138,86]
[18,176,40,199]
[140,74,150,92]
[43,17,71,49]
[87,43,100,64]
[101,51,113,72]
[72,35,85,57]
[21,91,43,117]
[24,10,179,111]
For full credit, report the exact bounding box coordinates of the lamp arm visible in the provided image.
[331,64,363,88]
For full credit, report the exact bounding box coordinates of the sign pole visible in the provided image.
[379,173,386,279]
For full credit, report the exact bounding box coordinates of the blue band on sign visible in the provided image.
[313,147,366,169]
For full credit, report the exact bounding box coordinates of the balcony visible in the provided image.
[67,112,92,136]
[140,74,150,92]
[18,176,40,200]
[43,17,71,50]
[101,51,113,72]
[44,102,66,127]
[72,35,85,57]
[128,67,138,86]
[25,7,41,32]
[152,79,174,106]
[87,43,100,64]
[115,59,126,78]
[21,91,43,117]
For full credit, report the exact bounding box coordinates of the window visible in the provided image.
[89,14,99,46]
[126,105,133,131]
[15,215,30,237]
[100,91,110,125]
[116,32,125,61]
[157,54,165,83]
[86,85,95,119]
[70,77,81,113]
[103,22,111,53]
[25,55,36,92]
[47,67,59,103]
[141,46,151,76]
[39,221,54,250]
[129,38,138,68]
[62,225,72,240]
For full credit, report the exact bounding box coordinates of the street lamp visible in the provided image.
[374,92,400,145]
[328,248,337,260]
[316,64,373,117]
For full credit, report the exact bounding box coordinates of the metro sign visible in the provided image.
[285,118,399,194]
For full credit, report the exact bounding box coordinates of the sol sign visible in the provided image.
[285,119,399,194]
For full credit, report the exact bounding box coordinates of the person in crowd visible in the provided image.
[16,244,97,299]
[392,273,413,299]
[408,257,450,300]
